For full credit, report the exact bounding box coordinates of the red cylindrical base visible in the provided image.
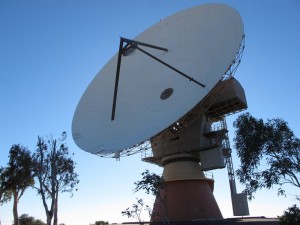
[151,179,222,222]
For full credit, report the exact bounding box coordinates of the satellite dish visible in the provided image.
[72,3,244,155]
[72,3,249,221]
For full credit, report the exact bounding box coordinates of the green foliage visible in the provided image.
[0,166,12,204]
[121,198,152,222]
[133,170,163,196]
[32,132,79,225]
[95,221,109,225]
[279,205,300,225]
[233,113,300,200]
[4,145,35,225]
[122,170,162,221]
[19,214,46,225]
[5,145,34,195]
[33,132,79,197]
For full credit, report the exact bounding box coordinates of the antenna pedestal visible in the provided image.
[151,161,222,221]
[150,117,223,221]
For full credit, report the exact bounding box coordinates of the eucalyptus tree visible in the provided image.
[233,112,300,200]
[122,170,163,221]
[0,166,12,224]
[4,145,34,225]
[0,166,11,203]
[32,132,79,225]
[133,170,163,196]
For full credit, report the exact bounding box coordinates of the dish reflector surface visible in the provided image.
[72,4,244,154]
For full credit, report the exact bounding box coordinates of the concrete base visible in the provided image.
[151,179,222,222]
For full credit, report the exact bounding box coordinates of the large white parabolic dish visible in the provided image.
[72,4,244,155]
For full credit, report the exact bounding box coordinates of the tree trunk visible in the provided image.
[51,141,58,225]
[13,191,19,225]
[53,195,58,225]
[39,173,52,225]
[46,214,51,225]
[43,193,53,225]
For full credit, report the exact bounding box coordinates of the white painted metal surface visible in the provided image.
[72,4,244,154]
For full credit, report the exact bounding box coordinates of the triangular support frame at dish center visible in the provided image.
[111,37,206,121]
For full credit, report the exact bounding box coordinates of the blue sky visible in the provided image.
[1,0,300,225]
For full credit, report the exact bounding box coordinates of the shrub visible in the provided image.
[279,205,300,225]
